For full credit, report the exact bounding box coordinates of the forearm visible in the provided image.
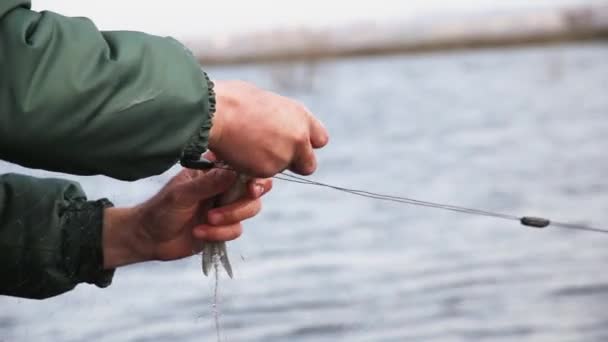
[0,5,215,181]
[0,174,114,299]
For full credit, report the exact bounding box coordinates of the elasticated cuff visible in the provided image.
[180,71,217,163]
[62,198,115,288]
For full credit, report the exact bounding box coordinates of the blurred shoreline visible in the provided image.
[185,3,608,65]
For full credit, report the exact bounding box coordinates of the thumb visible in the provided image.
[177,169,237,204]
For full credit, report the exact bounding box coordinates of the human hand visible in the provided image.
[102,167,272,269]
[209,80,330,178]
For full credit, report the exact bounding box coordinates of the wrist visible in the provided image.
[208,80,234,151]
[102,207,152,269]
[208,113,224,152]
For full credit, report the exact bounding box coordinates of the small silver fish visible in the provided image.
[202,174,249,278]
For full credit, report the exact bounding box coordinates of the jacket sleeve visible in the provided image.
[0,173,115,299]
[0,1,215,181]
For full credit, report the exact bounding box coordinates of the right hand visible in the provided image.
[102,166,273,269]
[209,80,329,178]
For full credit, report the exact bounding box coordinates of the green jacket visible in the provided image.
[0,1,215,299]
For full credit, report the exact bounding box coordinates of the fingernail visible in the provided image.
[255,184,265,197]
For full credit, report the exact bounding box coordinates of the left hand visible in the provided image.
[102,167,272,269]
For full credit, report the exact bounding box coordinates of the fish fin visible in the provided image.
[202,245,213,276]
[219,243,233,279]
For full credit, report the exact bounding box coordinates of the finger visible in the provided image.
[307,114,329,149]
[295,102,328,149]
[247,178,273,198]
[207,198,262,225]
[193,223,243,242]
[177,168,236,204]
[202,150,218,162]
[289,142,317,175]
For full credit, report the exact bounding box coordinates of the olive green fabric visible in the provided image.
[0,174,114,299]
[0,1,215,298]
[0,2,214,180]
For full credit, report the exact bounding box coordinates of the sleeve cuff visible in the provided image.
[180,71,217,163]
[62,198,116,288]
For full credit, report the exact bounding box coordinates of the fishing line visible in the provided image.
[275,173,519,220]
[275,172,608,234]
[208,164,608,234]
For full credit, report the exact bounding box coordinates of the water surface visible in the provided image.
[1,42,608,342]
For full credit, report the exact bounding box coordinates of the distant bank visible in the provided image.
[185,4,608,65]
